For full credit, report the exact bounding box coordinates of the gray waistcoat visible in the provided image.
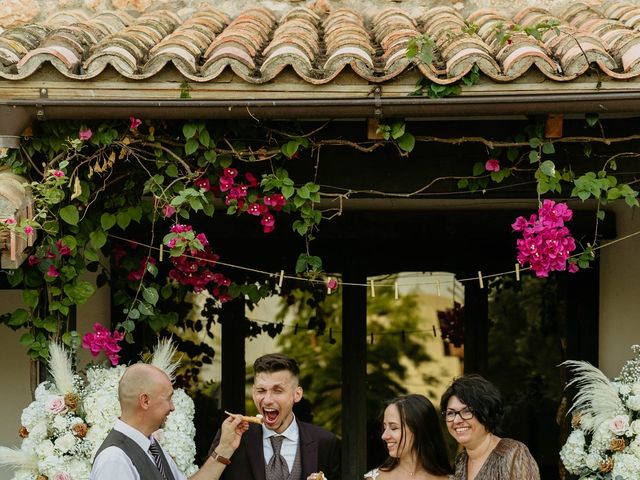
[287,443,302,480]
[94,429,176,480]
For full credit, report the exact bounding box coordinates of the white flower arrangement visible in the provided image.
[560,345,640,479]
[0,340,198,480]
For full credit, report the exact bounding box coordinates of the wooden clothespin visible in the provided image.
[478,271,484,289]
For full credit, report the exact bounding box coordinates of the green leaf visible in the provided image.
[199,129,211,147]
[297,186,310,199]
[22,290,39,309]
[281,141,299,158]
[597,210,606,220]
[63,281,96,305]
[128,308,140,320]
[185,138,199,156]
[9,309,29,327]
[183,123,197,139]
[472,162,485,176]
[457,178,469,189]
[204,150,217,164]
[542,142,555,154]
[539,160,556,177]
[90,230,107,249]
[585,113,599,127]
[116,211,131,229]
[59,205,79,226]
[529,151,540,163]
[529,137,542,148]
[397,133,415,153]
[6,268,23,287]
[282,185,295,199]
[84,246,99,262]
[607,187,621,200]
[166,163,179,178]
[143,287,159,306]
[19,332,35,346]
[138,302,153,316]
[101,212,117,230]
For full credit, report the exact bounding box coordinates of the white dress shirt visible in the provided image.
[89,418,187,480]
[262,416,300,472]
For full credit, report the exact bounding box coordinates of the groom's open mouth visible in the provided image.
[262,408,280,426]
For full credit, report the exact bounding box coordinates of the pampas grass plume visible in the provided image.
[150,338,181,381]
[48,342,75,395]
[0,446,38,470]
[563,359,625,432]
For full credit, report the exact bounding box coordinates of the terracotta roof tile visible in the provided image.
[3,1,640,85]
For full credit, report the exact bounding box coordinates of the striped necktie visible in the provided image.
[149,440,168,480]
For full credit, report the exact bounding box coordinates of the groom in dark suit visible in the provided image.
[209,353,341,480]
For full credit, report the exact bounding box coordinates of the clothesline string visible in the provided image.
[106,226,640,289]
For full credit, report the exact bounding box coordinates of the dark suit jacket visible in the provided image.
[210,420,341,480]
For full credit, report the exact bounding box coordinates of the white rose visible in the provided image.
[53,414,68,431]
[54,433,77,454]
[610,415,631,435]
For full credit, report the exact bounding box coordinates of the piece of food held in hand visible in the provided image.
[224,410,264,424]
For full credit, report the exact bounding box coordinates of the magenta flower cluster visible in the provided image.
[217,168,285,233]
[165,225,232,302]
[28,239,72,278]
[81,323,124,365]
[512,200,579,278]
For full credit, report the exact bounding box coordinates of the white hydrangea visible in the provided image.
[162,388,198,476]
[591,421,615,454]
[559,430,587,473]
[585,451,603,471]
[627,395,640,411]
[612,452,640,480]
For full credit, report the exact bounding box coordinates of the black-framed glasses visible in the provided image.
[442,407,474,422]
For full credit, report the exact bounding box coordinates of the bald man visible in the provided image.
[90,363,249,480]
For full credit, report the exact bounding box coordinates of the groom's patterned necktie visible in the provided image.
[149,441,168,480]
[266,435,289,480]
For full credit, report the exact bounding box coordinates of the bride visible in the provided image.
[364,394,454,480]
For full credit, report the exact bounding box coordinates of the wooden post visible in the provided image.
[341,270,367,479]
[221,297,246,414]
[463,278,488,375]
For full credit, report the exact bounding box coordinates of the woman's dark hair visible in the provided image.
[379,394,453,475]
[440,373,504,434]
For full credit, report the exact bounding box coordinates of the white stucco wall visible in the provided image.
[599,203,640,378]
[0,276,108,480]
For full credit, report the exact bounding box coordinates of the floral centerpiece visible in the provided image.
[560,345,640,479]
[0,334,198,480]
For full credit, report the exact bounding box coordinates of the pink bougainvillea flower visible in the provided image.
[52,170,65,178]
[23,225,34,235]
[56,240,71,257]
[244,172,258,187]
[163,204,176,218]
[223,168,238,179]
[82,323,124,365]
[263,194,286,211]
[46,265,60,277]
[3,218,16,225]
[195,177,211,192]
[170,224,192,234]
[261,213,275,233]
[196,232,209,247]
[79,128,92,141]
[27,255,40,266]
[247,203,262,216]
[129,116,142,130]
[327,277,338,291]
[485,159,500,172]
[512,200,577,278]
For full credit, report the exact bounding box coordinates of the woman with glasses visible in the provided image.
[440,374,539,480]
[364,394,453,480]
